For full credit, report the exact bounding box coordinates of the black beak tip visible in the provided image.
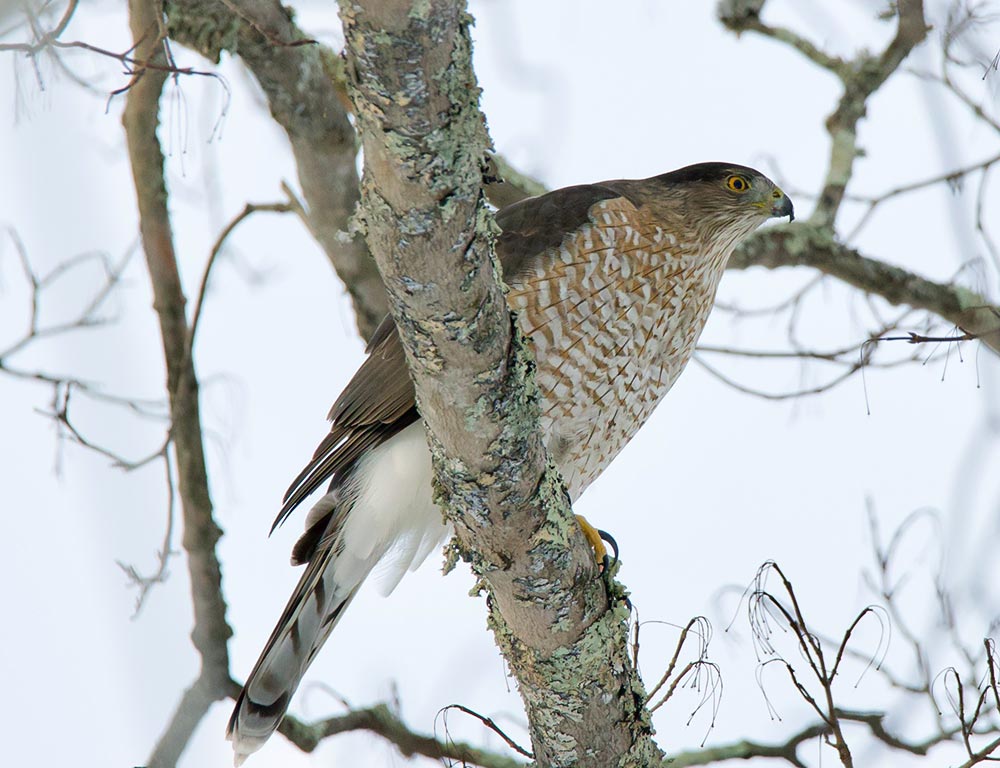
[776,197,794,222]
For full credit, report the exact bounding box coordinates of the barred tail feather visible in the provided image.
[228,421,447,764]
[226,544,366,765]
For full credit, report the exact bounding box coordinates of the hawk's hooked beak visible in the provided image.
[771,189,794,222]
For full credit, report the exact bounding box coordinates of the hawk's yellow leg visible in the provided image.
[576,514,618,570]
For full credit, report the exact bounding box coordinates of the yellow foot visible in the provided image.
[575,514,619,571]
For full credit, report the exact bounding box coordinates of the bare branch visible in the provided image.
[45,384,169,471]
[665,719,819,768]
[846,151,1000,241]
[729,224,1000,356]
[645,617,714,713]
[438,704,534,759]
[0,229,134,360]
[484,153,548,208]
[275,703,526,768]
[150,677,241,768]
[745,562,898,766]
[217,0,317,48]
[717,0,844,74]
[166,0,387,340]
[0,2,226,107]
[121,2,234,765]
[953,736,1000,768]
[162,5,569,342]
[117,445,178,617]
[667,703,974,767]
[0,0,79,54]
[693,352,868,401]
[0,236,169,417]
[186,198,296,356]
[722,0,929,226]
[865,505,939,693]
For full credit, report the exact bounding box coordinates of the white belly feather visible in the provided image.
[338,421,448,595]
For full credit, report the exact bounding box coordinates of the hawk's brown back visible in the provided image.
[280,164,782,554]
[229,163,792,762]
[276,180,637,544]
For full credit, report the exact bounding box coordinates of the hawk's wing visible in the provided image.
[229,180,652,762]
[274,182,635,558]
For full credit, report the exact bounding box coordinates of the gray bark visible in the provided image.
[339,1,660,765]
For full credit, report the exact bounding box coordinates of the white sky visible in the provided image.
[2,1,999,767]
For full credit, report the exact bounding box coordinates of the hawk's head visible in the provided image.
[653,162,794,245]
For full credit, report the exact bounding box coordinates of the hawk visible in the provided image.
[228,162,793,762]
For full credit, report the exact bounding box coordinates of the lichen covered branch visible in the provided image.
[339,1,657,765]
[275,704,525,768]
[730,225,1000,356]
[664,708,959,767]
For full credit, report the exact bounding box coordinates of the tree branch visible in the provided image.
[340,2,657,765]
[721,0,929,227]
[121,2,233,765]
[275,704,525,768]
[813,0,928,227]
[728,224,1000,356]
[186,197,296,357]
[163,2,558,341]
[664,707,960,767]
[484,153,548,208]
[164,0,387,340]
[718,0,844,75]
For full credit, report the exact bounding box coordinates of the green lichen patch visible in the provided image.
[164,2,240,62]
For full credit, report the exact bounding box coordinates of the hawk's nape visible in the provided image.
[227,162,793,763]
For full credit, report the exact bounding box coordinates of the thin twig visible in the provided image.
[438,704,534,759]
[693,353,868,401]
[0,0,79,53]
[218,0,317,48]
[117,443,178,616]
[186,200,295,358]
[47,384,169,471]
[645,617,712,712]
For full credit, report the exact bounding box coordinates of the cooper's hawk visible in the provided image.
[228,162,793,762]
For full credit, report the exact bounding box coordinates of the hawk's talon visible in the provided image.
[600,553,612,574]
[596,528,619,570]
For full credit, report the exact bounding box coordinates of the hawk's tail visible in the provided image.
[227,421,447,764]
[226,539,365,765]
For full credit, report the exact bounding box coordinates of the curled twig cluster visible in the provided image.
[631,613,721,726]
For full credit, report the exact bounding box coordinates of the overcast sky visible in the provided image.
[2,2,999,767]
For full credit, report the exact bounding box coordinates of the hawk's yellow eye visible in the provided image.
[726,175,751,193]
